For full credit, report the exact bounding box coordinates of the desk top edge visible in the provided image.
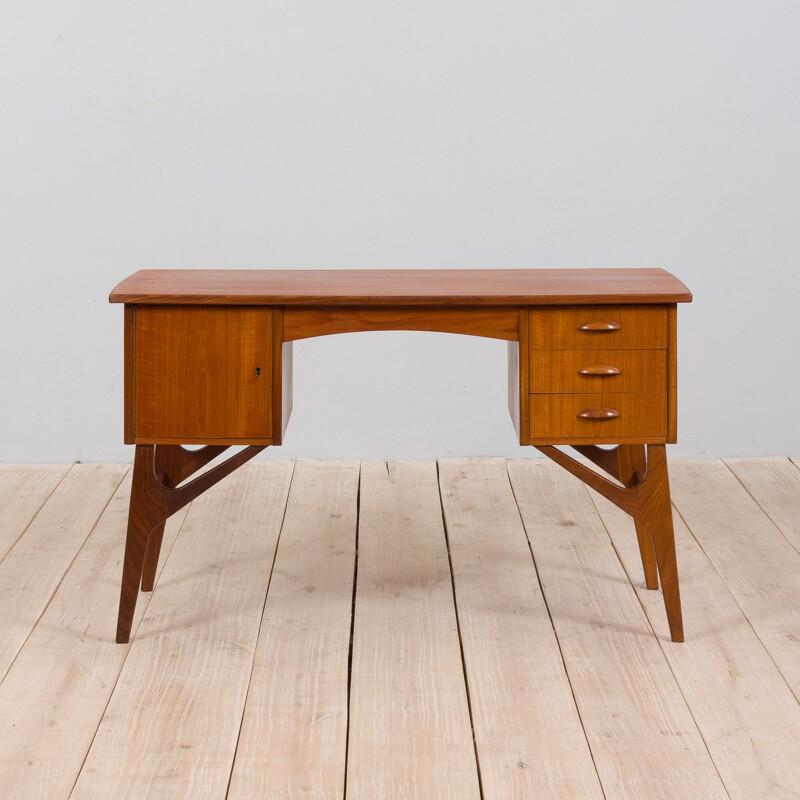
[109,268,692,305]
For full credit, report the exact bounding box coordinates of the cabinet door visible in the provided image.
[133,306,273,442]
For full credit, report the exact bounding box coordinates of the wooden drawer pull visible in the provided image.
[577,407,620,420]
[577,320,621,331]
[577,364,621,376]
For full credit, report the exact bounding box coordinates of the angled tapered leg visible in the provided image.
[140,522,165,592]
[537,442,684,642]
[116,443,266,644]
[117,446,163,643]
[617,445,659,590]
[636,444,683,642]
[139,443,229,593]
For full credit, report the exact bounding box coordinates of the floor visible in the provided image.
[1,457,800,799]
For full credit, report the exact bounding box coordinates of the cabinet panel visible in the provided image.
[133,306,273,442]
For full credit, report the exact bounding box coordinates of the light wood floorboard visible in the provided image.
[438,458,603,799]
[346,461,480,800]
[69,461,293,800]
[724,456,800,555]
[0,463,70,564]
[508,459,729,800]
[2,459,800,799]
[227,460,360,800]
[0,471,188,800]
[668,459,800,701]
[0,464,127,683]
[590,471,800,800]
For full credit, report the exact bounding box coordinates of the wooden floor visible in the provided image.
[1,458,800,799]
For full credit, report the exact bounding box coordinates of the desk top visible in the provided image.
[110,268,691,306]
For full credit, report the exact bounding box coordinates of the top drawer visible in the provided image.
[530,305,668,350]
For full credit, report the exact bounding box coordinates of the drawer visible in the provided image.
[530,349,667,394]
[530,305,667,350]
[529,392,667,441]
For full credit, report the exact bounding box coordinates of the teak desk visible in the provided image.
[110,268,692,644]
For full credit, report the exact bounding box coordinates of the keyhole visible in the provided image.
[255,366,261,377]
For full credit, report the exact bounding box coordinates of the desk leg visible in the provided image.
[138,443,228,592]
[635,444,683,642]
[140,521,166,593]
[117,446,166,644]
[116,443,265,644]
[536,443,683,642]
[617,445,659,590]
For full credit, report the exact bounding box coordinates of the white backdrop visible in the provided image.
[1,2,799,462]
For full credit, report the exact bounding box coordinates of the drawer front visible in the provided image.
[530,349,667,394]
[529,392,667,440]
[134,306,273,441]
[531,305,668,350]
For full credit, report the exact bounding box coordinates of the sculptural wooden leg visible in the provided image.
[617,444,659,590]
[537,443,684,642]
[637,444,683,642]
[116,443,266,644]
[117,445,163,643]
[140,522,165,593]
[138,443,231,593]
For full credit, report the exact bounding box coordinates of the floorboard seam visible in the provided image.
[721,457,800,558]
[436,460,485,800]
[505,461,609,800]
[668,496,800,708]
[341,463,362,800]
[1,465,129,689]
[223,461,296,800]
[587,489,734,800]
[0,462,74,571]
[66,491,194,800]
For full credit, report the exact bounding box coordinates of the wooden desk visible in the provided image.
[110,268,692,643]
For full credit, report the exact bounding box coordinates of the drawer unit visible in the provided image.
[529,392,667,441]
[513,303,677,445]
[126,305,291,444]
[530,349,667,394]
[530,305,668,350]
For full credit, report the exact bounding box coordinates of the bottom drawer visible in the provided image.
[529,393,667,441]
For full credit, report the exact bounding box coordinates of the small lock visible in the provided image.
[255,366,261,377]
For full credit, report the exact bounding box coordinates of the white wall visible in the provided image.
[1,2,799,462]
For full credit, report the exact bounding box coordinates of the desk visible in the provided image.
[110,268,692,643]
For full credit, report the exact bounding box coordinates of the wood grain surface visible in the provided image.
[724,456,800,554]
[591,473,800,800]
[0,464,69,564]
[530,305,669,350]
[529,392,667,441]
[6,459,800,800]
[133,306,273,442]
[283,304,519,341]
[669,460,800,701]
[346,461,480,800]
[439,458,603,799]
[70,461,293,800]
[508,459,728,799]
[667,304,678,442]
[530,349,667,393]
[507,308,530,445]
[0,472,187,800]
[0,464,127,683]
[110,268,692,306]
[227,460,360,800]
